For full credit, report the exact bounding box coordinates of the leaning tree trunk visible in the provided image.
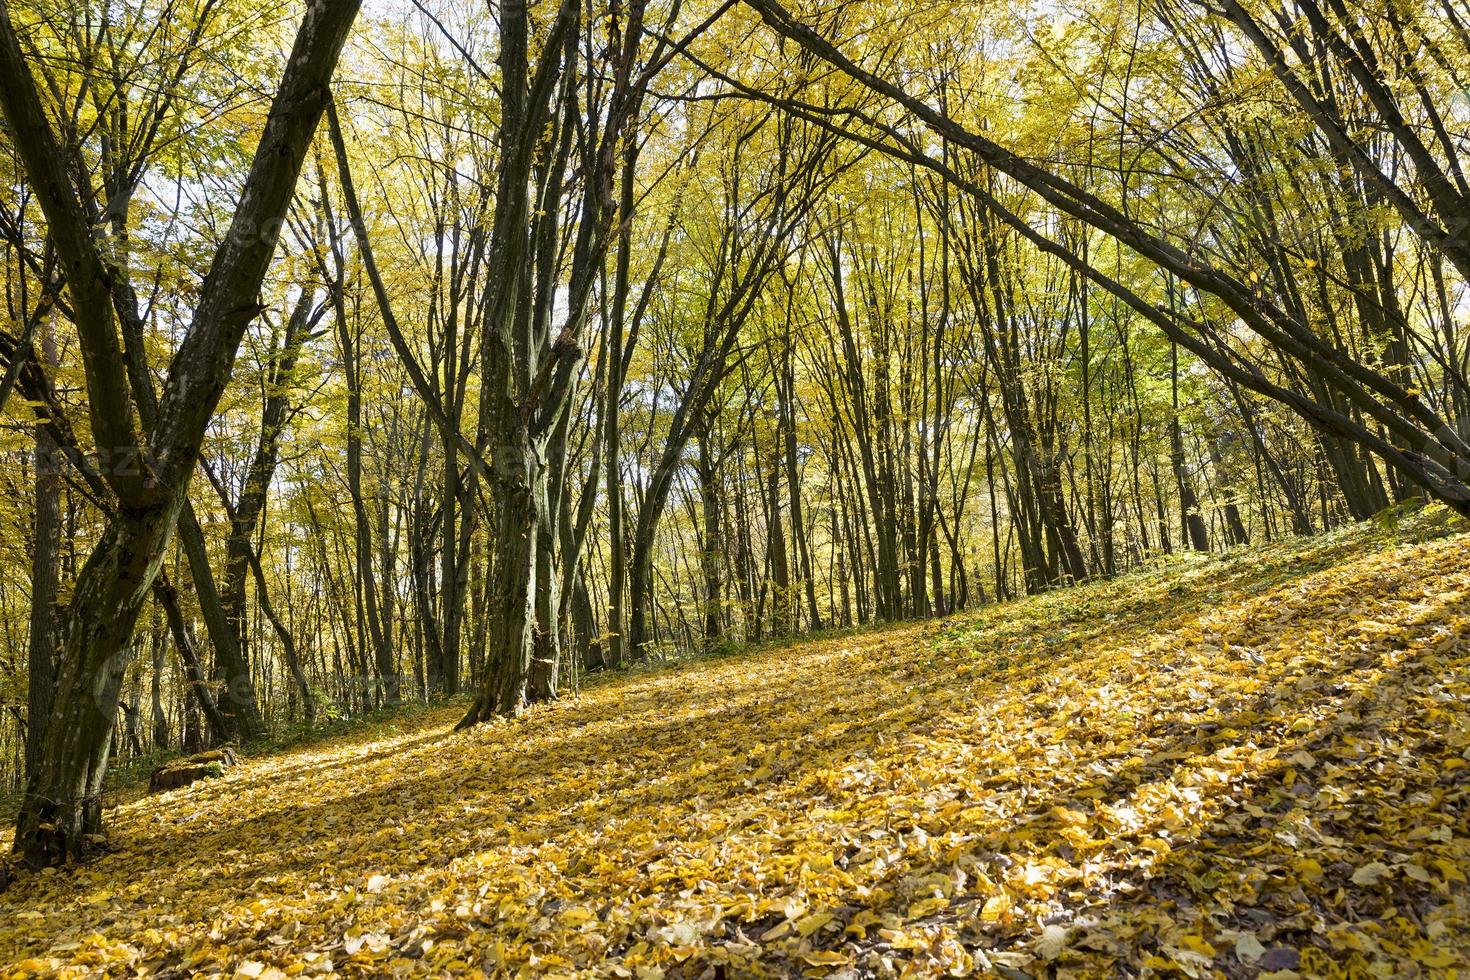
[155,577,233,748]
[3,0,360,866]
[16,509,173,865]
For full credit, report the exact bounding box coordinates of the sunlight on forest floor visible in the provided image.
[2,511,1469,978]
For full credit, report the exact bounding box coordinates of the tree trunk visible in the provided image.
[460,425,538,723]
[5,0,360,865]
[24,383,61,782]
[697,419,724,644]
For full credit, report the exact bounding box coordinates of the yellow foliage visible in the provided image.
[2,524,1469,976]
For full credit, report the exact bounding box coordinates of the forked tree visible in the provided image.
[0,0,361,867]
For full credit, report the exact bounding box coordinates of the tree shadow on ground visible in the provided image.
[0,525,1464,977]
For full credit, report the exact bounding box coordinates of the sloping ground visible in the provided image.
[2,512,1469,979]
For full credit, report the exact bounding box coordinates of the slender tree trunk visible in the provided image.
[148,610,168,751]
[697,417,724,644]
[219,292,314,714]
[1171,344,1211,552]
[24,375,60,782]
[778,350,822,631]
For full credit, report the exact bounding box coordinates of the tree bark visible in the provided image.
[5,0,360,866]
[23,349,61,782]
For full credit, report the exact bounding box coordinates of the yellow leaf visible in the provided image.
[906,897,947,918]
[844,910,881,938]
[1416,947,1458,968]
[1351,862,1391,886]
[1402,864,1431,883]
[1434,859,1467,884]
[795,911,833,937]
[1293,857,1324,881]
[980,893,1011,923]
[1180,935,1216,957]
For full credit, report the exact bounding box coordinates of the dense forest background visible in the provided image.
[2,0,1469,867]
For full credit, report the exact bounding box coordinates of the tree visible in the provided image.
[0,0,361,867]
[740,0,1470,519]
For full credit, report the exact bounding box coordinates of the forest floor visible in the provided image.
[3,508,1470,979]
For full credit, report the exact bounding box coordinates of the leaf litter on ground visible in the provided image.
[2,507,1468,978]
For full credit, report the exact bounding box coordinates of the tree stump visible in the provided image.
[148,747,238,793]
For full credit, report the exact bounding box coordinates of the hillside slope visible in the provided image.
[3,513,1469,978]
